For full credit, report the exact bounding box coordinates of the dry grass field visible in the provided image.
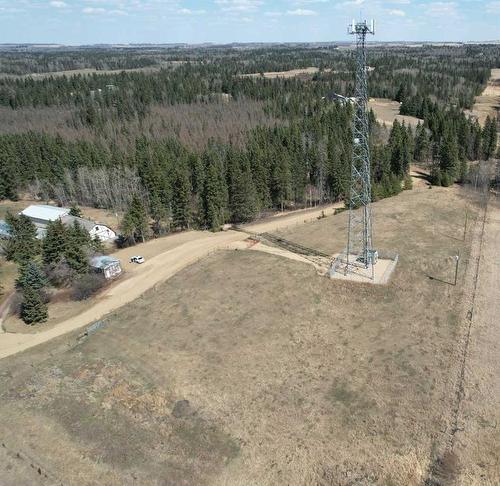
[0,61,186,79]
[240,67,331,79]
[369,98,423,128]
[468,68,500,125]
[0,186,488,485]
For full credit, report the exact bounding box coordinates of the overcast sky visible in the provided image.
[0,0,498,44]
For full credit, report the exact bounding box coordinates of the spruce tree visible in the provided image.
[483,116,498,160]
[16,261,48,291]
[68,221,91,247]
[439,131,459,185]
[172,166,192,230]
[65,227,89,274]
[69,205,82,217]
[202,156,226,230]
[228,154,257,223]
[120,196,149,243]
[4,213,39,265]
[272,152,292,211]
[43,219,68,265]
[90,235,104,253]
[21,285,48,325]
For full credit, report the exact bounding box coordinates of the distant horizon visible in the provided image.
[0,40,498,48]
[0,1,497,45]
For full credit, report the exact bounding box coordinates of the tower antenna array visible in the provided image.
[331,19,377,279]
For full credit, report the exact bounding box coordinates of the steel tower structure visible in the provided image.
[331,19,377,279]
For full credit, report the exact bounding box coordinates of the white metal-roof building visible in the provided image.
[20,205,70,227]
[19,204,116,241]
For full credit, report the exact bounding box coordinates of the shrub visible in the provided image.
[403,174,413,190]
[45,259,75,288]
[10,291,23,316]
[72,273,106,301]
[115,234,135,249]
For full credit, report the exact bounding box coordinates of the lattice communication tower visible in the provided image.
[331,19,377,279]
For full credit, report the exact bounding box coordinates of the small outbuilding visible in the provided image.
[89,255,122,280]
[0,220,11,239]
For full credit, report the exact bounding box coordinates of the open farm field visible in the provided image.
[240,66,331,78]
[468,68,500,125]
[0,61,186,79]
[369,98,423,127]
[0,185,490,485]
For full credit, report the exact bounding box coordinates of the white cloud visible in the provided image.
[293,0,327,4]
[50,0,67,7]
[83,7,106,14]
[264,11,283,16]
[486,1,500,12]
[425,2,458,17]
[215,0,263,12]
[177,8,206,15]
[286,8,318,15]
[337,0,365,6]
[388,8,406,16]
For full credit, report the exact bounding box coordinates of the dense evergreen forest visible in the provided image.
[0,44,498,242]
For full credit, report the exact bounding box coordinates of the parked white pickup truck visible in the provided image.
[130,256,145,264]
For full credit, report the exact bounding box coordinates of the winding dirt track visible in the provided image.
[0,204,340,360]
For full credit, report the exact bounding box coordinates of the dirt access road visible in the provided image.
[0,203,341,360]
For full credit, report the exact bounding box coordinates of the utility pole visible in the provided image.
[331,19,377,279]
[454,254,460,286]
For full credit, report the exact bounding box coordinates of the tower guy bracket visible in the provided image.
[330,19,377,281]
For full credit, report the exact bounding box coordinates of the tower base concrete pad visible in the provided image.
[329,253,398,284]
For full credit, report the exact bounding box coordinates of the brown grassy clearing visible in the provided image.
[467,68,500,126]
[0,61,187,79]
[0,186,484,485]
[369,97,423,128]
[240,67,331,78]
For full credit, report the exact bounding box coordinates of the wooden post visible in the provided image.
[463,209,468,241]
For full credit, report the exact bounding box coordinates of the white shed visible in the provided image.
[89,255,122,279]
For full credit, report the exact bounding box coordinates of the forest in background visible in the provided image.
[0,44,498,241]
